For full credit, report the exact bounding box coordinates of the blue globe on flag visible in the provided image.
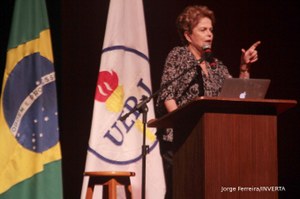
[3,53,59,153]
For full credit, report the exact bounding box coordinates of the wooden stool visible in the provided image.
[84,171,135,199]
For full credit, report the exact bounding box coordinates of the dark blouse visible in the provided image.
[155,46,232,142]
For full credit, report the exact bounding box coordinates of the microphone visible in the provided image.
[201,45,216,69]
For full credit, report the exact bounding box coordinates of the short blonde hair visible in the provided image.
[176,5,215,45]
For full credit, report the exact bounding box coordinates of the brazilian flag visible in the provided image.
[0,0,63,198]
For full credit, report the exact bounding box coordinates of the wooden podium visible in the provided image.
[148,97,297,199]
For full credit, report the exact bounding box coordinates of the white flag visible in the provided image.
[81,0,165,198]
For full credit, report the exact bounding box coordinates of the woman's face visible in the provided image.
[184,17,214,53]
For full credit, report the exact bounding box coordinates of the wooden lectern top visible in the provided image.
[148,96,297,129]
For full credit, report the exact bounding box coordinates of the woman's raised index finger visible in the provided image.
[251,41,261,49]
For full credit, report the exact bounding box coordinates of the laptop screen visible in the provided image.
[218,78,270,99]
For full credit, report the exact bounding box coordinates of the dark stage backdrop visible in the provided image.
[1,0,299,198]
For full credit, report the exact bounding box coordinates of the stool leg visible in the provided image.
[107,178,117,199]
[86,185,94,199]
[125,184,133,199]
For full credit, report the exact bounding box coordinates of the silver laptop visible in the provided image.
[219,78,270,99]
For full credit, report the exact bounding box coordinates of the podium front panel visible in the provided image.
[173,113,278,199]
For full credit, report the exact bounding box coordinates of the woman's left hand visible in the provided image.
[241,41,261,66]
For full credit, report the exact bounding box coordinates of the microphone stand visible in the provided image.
[120,94,151,199]
[119,95,152,199]
[119,62,202,199]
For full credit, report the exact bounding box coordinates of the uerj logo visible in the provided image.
[88,48,158,165]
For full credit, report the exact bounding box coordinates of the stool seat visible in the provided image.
[84,171,135,199]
